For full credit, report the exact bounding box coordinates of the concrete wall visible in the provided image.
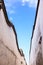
[0,7,26,65]
[30,0,43,65]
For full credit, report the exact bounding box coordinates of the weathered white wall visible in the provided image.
[30,0,43,65]
[30,16,41,65]
[38,0,43,57]
[0,40,16,65]
[0,8,26,65]
[0,9,21,60]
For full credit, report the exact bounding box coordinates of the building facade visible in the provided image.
[29,0,43,65]
[0,0,27,65]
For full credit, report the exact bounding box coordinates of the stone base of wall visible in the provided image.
[0,40,16,65]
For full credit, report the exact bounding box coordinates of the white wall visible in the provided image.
[0,40,16,65]
[0,9,20,60]
[30,18,40,65]
[30,0,43,65]
[0,8,26,65]
[38,0,43,57]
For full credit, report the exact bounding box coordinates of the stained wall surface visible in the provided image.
[29,0,43,65]
[0,3,26,65]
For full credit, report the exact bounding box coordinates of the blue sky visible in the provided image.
[4,0,38,64]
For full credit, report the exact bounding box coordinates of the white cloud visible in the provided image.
[10,10,15,14]
[28,0,38,8]
[9,17,14,21]
[4,0,16,14]
[4,0,38,8]
[21,0,38,8]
